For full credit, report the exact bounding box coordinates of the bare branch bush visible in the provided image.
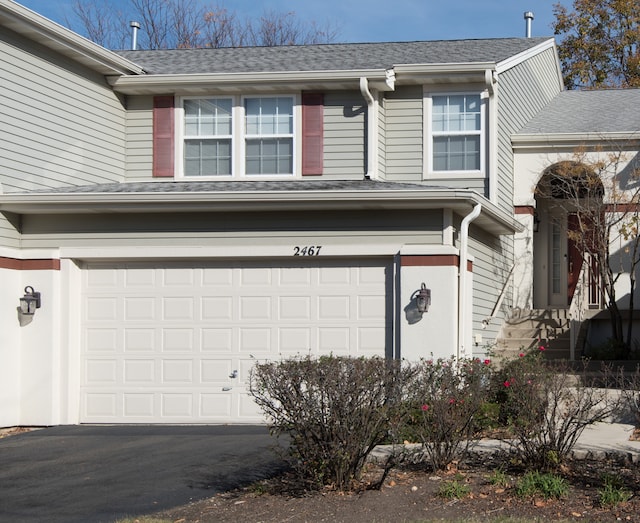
[494,349,620,470]
[249,355,413,491]
[404,358,493,471]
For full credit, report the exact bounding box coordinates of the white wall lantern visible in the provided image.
[20,286,41,316]
[416,283,431,314]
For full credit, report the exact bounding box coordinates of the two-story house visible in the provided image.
[2,0,637,427]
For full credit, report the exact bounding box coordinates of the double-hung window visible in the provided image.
[429,93,483,174]
[184,98,233,176]
[180,95,295,178]
[244,97,294,175]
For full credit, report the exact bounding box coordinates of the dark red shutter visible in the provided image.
[301,93,323,176]
[153,96,175,178]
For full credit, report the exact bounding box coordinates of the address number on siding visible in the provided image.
[293,246,322,256]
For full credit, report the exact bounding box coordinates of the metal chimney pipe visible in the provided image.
[524,11,534,38]
[130,21,140,50]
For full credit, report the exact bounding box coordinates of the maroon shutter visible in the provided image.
[301,93,323,176]
[153,96,175,178]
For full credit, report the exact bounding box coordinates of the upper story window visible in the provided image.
[177,95,296,178]
[426,92,485,176]
[245,97,294,175]
[184,98,233,176]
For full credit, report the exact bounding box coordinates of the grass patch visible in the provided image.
[487,468,510,488]
[514,471,568,500]
[437,477,471,499]
[599,473,632,507]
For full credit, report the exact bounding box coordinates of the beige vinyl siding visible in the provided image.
[125,96,153,181]
[495,47,563,211]
[322,91,366,179]
[467,224,514,355]
[0,215,20,249]
[124,91,367,181]
[384,86,423,181]
[18,209,444,249]
[0,28,126,193]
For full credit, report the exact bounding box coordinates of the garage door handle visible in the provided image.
[229,370,238,379]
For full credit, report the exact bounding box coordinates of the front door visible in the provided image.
[548,209,568,307]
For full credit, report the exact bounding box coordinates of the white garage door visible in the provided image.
[80,259,392,423]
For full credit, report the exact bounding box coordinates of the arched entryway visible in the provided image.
[533,161,603,308]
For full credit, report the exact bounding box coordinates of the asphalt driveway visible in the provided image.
[0,425,287,523]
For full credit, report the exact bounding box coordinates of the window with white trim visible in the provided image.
[184,98,233,176]
[244,97,294,175]
[178,95,296,178]
[428,93,484,174]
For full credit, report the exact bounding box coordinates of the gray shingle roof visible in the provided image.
[23,179,447,194]
[517,89,640,135]
[114,37,551,75]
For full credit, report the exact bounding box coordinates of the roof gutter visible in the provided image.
[109,69,396,94]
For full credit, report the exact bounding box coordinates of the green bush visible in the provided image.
[249,355,412,490]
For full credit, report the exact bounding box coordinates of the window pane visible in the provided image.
[245,138,293,175]
[184,139,231,176]
[433,136,480,171]
[245,97,293,136]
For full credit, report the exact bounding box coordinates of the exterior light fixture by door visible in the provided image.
[416,283,431,313]
[20,286,41,315]
[533,212,540,233]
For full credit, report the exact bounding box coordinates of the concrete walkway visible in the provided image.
[372,421,640,463]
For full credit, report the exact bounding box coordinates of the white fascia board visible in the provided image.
[0,0,144,75]
[0,188,521,234]
[110,69,394,95]
[495,38,556,75]
[512,132,640,149]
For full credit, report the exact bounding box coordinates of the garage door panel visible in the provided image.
[278,327,311,353]
[124,393,155,417]
[161,393,193,417]
[200,359,234,383]
[125,328,156,351]
[162,328,194,352]
[201,328,234,352]
[81,259,391,423]
[202,297,233,320]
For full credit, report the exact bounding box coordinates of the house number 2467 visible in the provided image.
[293,245,322,256]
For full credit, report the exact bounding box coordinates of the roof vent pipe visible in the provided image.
[524,11,534,38]
[130,21,141,50]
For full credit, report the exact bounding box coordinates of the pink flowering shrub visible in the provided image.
[406,357,492,471]
[492,348,618,470]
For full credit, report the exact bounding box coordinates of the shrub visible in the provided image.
[406,357,492,471]
[493,348,620,470]
[249,355,411,490]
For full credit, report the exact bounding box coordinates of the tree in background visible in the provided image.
[70,0,339,50]
[552,0,640,89]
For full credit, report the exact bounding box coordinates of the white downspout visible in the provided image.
[458,203,482,359]
[359,77,377,180]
